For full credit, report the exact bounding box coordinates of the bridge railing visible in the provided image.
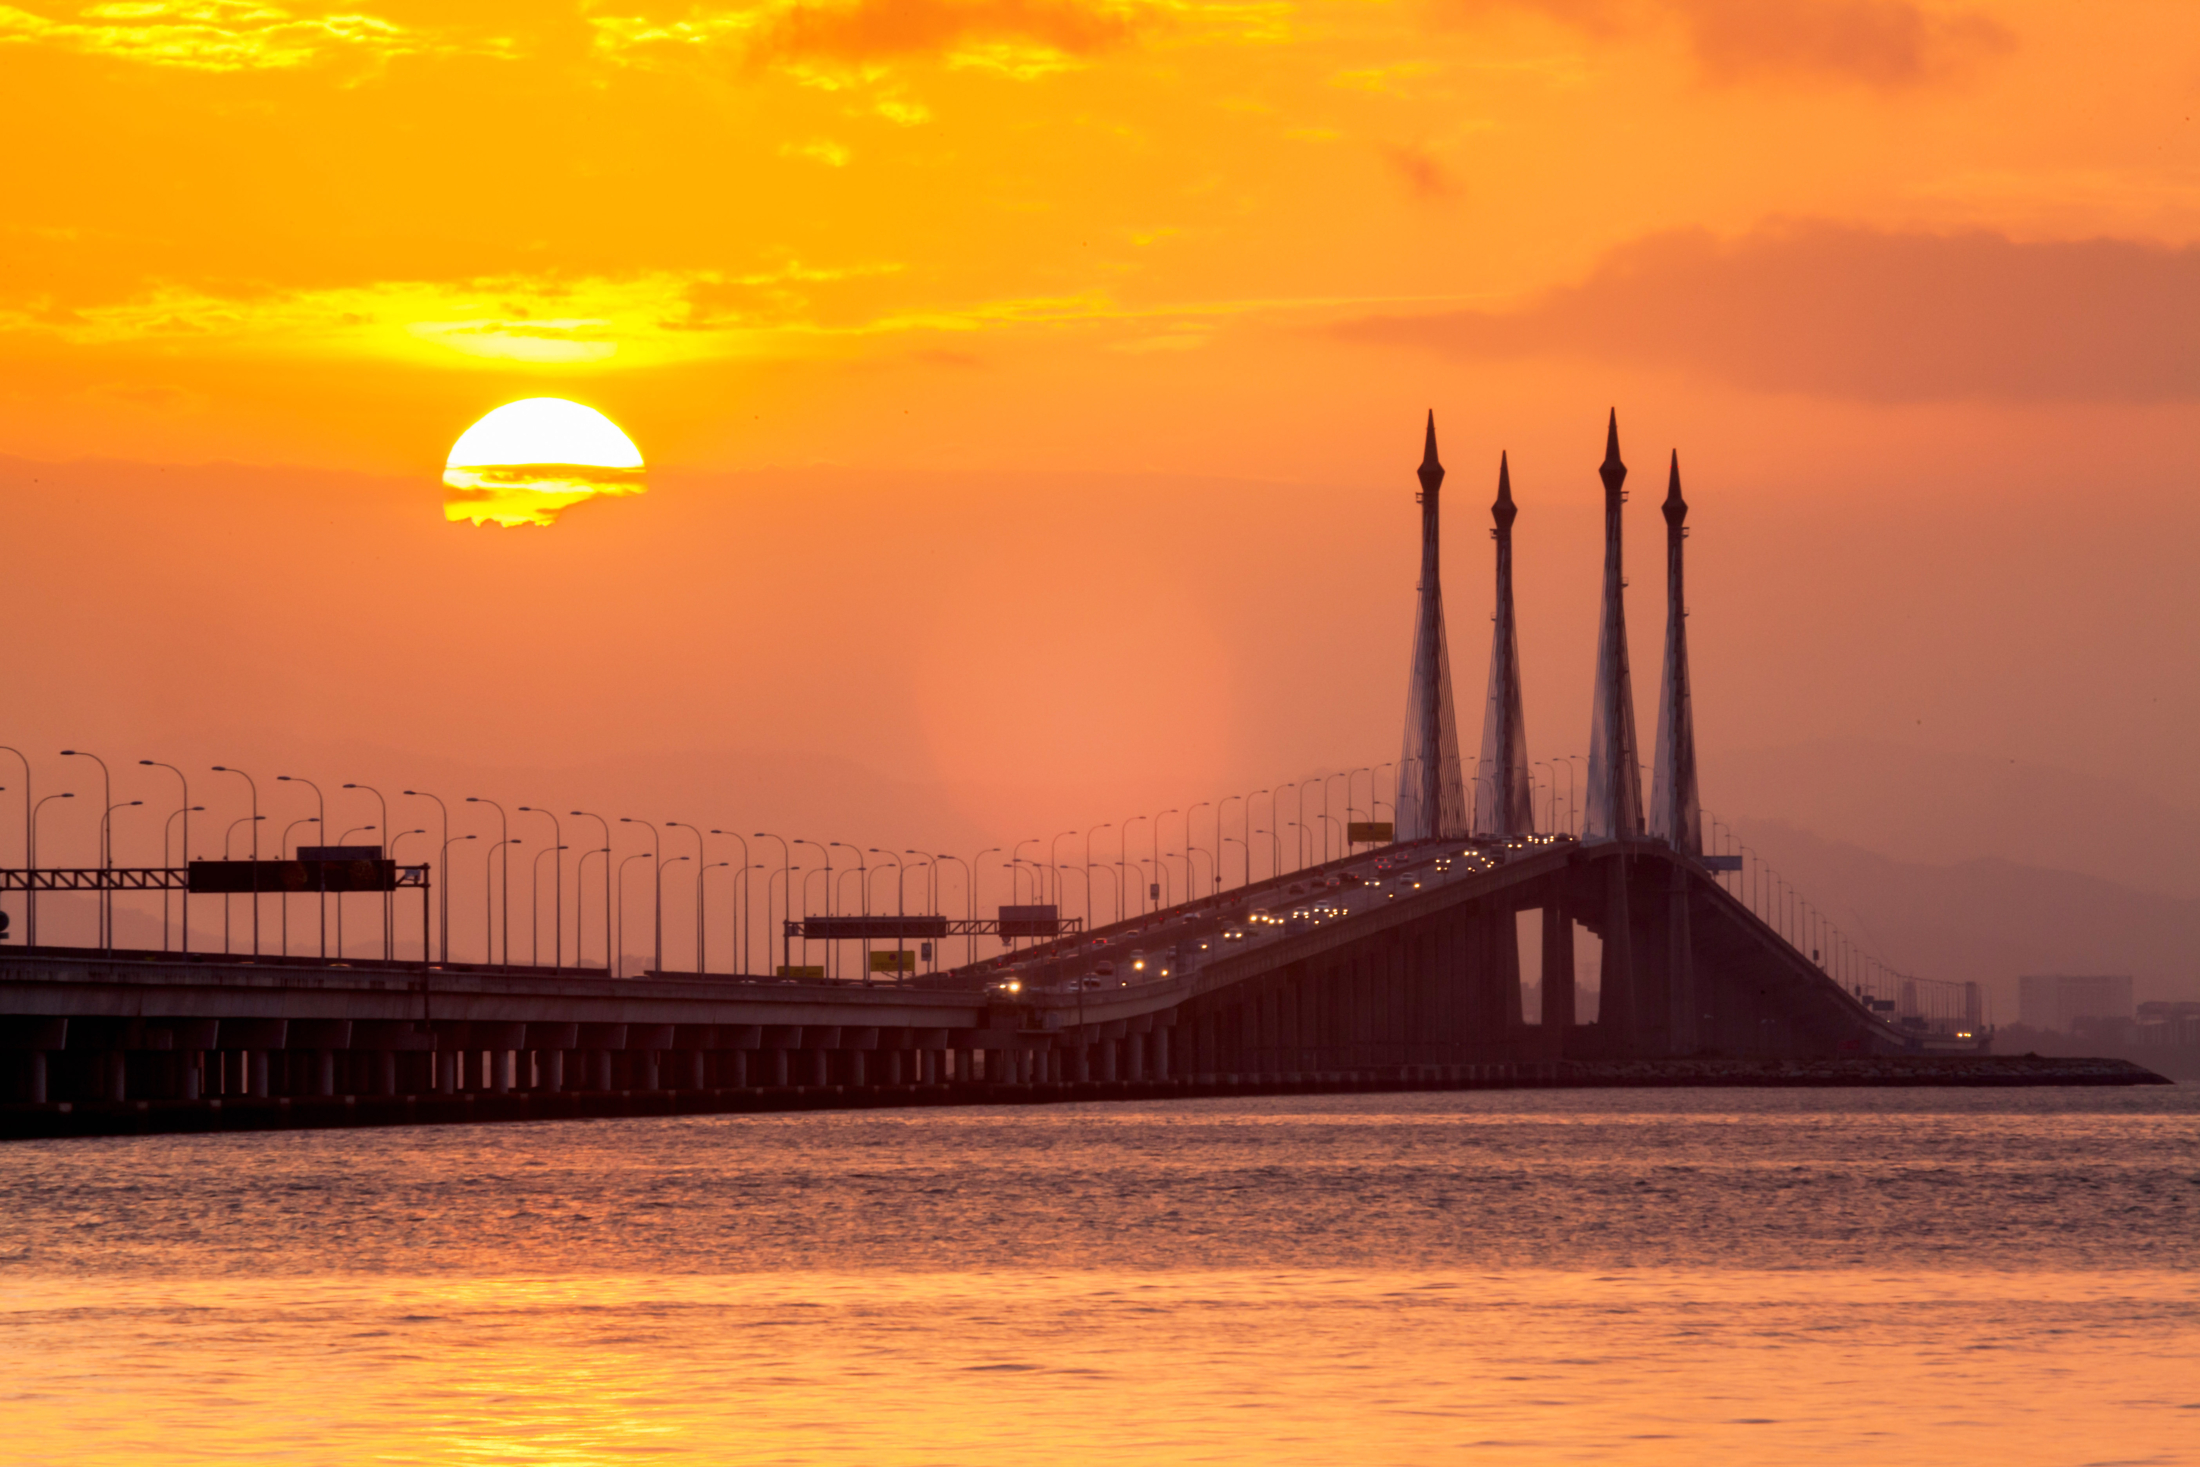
[1697,811,1986,1038]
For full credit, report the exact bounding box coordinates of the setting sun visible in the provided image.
[442,397,645,528]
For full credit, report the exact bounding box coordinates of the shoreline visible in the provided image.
[0,1055,2169,1141]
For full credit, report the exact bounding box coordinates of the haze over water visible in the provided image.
[3,1088,2194,1465]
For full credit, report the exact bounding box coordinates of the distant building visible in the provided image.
[2017,975,2133,1033]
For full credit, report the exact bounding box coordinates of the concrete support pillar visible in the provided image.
[540,1050,562,1092]
[247,1050,270,1097]
[102,1051,126,1103]
[1100,1040,1118,1082]
[1153,1026,1170,1080]
[489,1051,510,1094]
[1667,861,1696,1055]
[1541,902,1574,1052]
[314,1050,336,1098]
[178,1051,201,1101]
[1602,855,1636,1043]
[848,1050,867,1087]
[434,1049,455,1094]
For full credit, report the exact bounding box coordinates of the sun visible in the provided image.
[442,398,646,528]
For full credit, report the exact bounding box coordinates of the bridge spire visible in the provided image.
[1473,452,1534,836]
[1396,411,1469,841]
[1650,450,1701,855]
[1584,409,1644,840]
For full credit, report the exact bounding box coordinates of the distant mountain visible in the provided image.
[1724,818,2200,1022]
[1707,740,2200,901]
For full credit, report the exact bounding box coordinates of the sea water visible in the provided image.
[2,1089,2194,1464]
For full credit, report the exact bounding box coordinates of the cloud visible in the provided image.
[1454,0,2014,89]
[1338,222,2200,403]
[590,0,1286,80]
[0,0,463,71]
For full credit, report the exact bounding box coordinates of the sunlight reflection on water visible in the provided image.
[2,1090,2194,1465]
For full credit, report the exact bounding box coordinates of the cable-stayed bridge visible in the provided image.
[0,413,1990,1126]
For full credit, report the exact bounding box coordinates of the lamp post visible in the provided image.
[1221,834,1246,893]
[1243,792,1267,882]
[973,848,1000,963]
[791,838,829,973]
[902,851,935,972]
[1561,755,1583,835]
[698,860,732,974]
[141,760,191,954]
[0,747,28,946]
[620,819,663,975]
[1010,838,1039,910]
[278,815,319,956]
[98,800,140,955]
[336,824,376,960]
[276,776,328,958]
[868,849,904,984]
[669,821,707,974]
[937,852,974,968]
[575,846,608,972]
[1186,802,1212,893]
[529,843,567,967]
[223,809,266,958]
[161,804,203,952]
[1217,795,1243,888]
[754,833,793,975]
[572,811,613,971]
[210,766,260,955]
[482,837,519,966]
[519,807,564,972]
[438,833,476,962]
[710,830,752,978]
[1050,830,1077,916]
[404,790,451,963]
[1153,810,1179,906]
[830,842,868,976]
[29,792,73,949]
[1117,818,1145,917]
[390,828,428,959]
[1372,764,1393,825]
[466,798,511,972]
[616,852,652,977]
[343,783,392,959]
[60,751,112,948]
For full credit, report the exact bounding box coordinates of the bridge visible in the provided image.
[0,412,1989,1130]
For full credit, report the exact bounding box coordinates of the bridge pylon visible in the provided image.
[1473,452,1534,837]
[1396,412,1469,840]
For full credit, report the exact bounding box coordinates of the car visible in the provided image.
[1095,959,1115,977]
[1222,927,1247,942]
[1129,949,1148,974]
[985,979,1024,996]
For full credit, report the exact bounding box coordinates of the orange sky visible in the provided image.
[3,0,2197,971]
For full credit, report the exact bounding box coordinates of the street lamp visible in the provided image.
[1187,802,1212,893]
[754,833,793,975]
[620,818,663,976]
[1118,817,1145,916]
[572,811,613,971]
[698,860,733,974]
[141,760,192,954]
[710,830,752,978]
[616,851,652,978]
[518,807,564,972]
[466,797,511,972]
[935,851,974,968]
[29,792,73,950]
[60,751,112,948]
[211,766,260,955]
[791,838,828,973]
[278,815,319,955]
[437,833,476,963]
[973,847,1000,963]
[98,800,140,955]
[336,824,376,959]
[404,790,452,963]
[160,803,204,953]
[343,782,392,960]
[276,775,329,958]
[669,820,707,974]
[529,843,567,968]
